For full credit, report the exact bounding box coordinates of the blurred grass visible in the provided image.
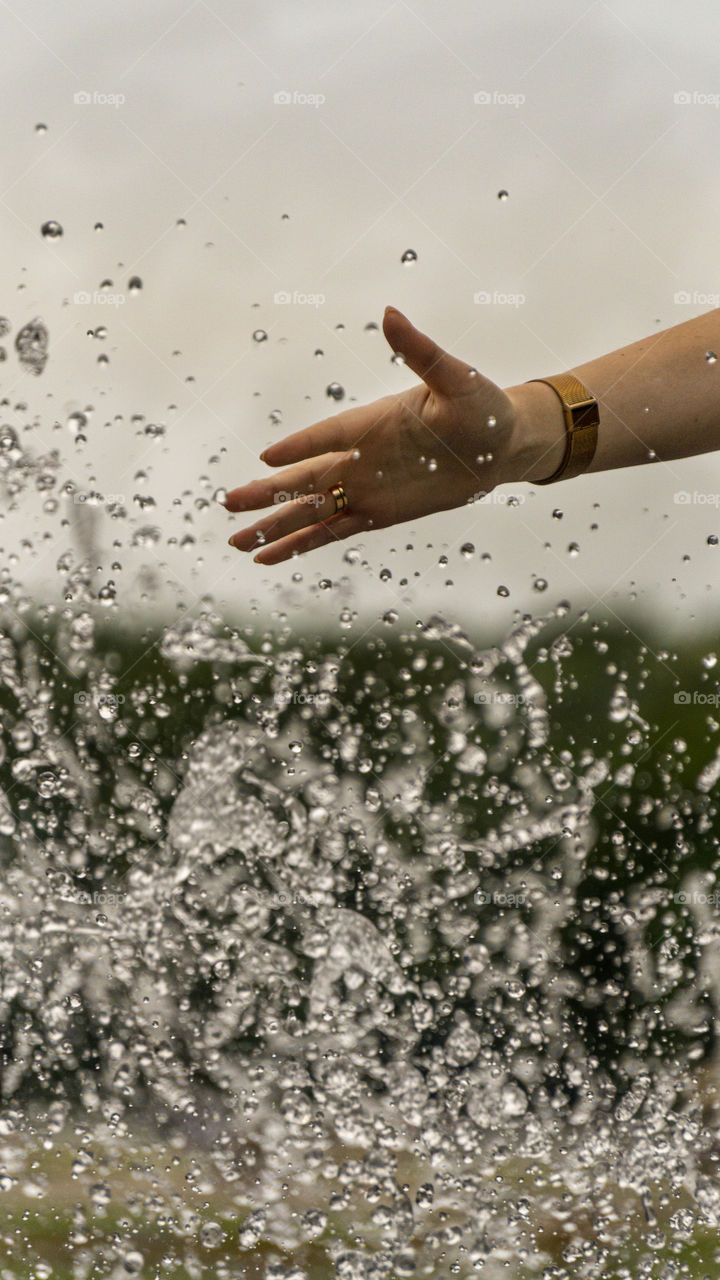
[2,608,720,1274]
[0,1127,718,1278]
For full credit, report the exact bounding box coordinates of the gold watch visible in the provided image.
[526,372,599,484]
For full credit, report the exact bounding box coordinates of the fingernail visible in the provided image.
[259,449,267,461]
[228,535,236,547]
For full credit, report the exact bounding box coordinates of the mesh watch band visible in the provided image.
[526,372,599,484]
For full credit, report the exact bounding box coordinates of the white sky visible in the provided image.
[2,0,720,642]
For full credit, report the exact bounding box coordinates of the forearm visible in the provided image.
[505,308,720,485]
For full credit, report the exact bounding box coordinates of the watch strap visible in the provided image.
[527,372,599,484]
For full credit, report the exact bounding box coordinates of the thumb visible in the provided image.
[382,305,479,398]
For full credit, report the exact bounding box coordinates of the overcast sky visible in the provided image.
[2,0,720,641]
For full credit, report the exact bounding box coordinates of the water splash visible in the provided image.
[1,485,720,1275]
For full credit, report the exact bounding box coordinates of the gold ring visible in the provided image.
[330,483,348,514]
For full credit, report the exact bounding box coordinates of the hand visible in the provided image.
[224,306,562,564]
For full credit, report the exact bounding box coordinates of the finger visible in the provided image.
[228,487,341,551]
[259,402,390,468]
[382,305,489,399]
[224,453,347,512]
[253,512,363,565]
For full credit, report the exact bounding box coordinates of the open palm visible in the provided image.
[224,306,523,565]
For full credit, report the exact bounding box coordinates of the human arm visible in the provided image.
[224,305,720,565]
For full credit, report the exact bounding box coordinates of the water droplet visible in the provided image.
[706,350,717,364]
[213,487,227,505]
[200,1221,226,1248]
[37,771,56,798]
[35,122,47,134]
[497,584,510,597]
[533,577,548,592]
[379,568,392,581]
[301,1209,327,1239]
[41,220,63,239]
[0,318,11,338]
[128,276,142,293]
[314,348,324,358]
[460,543,475,558]
[66,412,88,436]
[707,534,718,545]
[497,189,509,201]
[390,352,405,365]
[253,329,268,343]
[131,526,162,547]
[15,317,49,376]
[567,542,580,556]
[487,414,497,428]
[94,221,104,231]
[552,508,563,519]
[401,248,417,264]
[326,382,345,400]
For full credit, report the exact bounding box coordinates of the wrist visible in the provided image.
[502,380,568,485]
